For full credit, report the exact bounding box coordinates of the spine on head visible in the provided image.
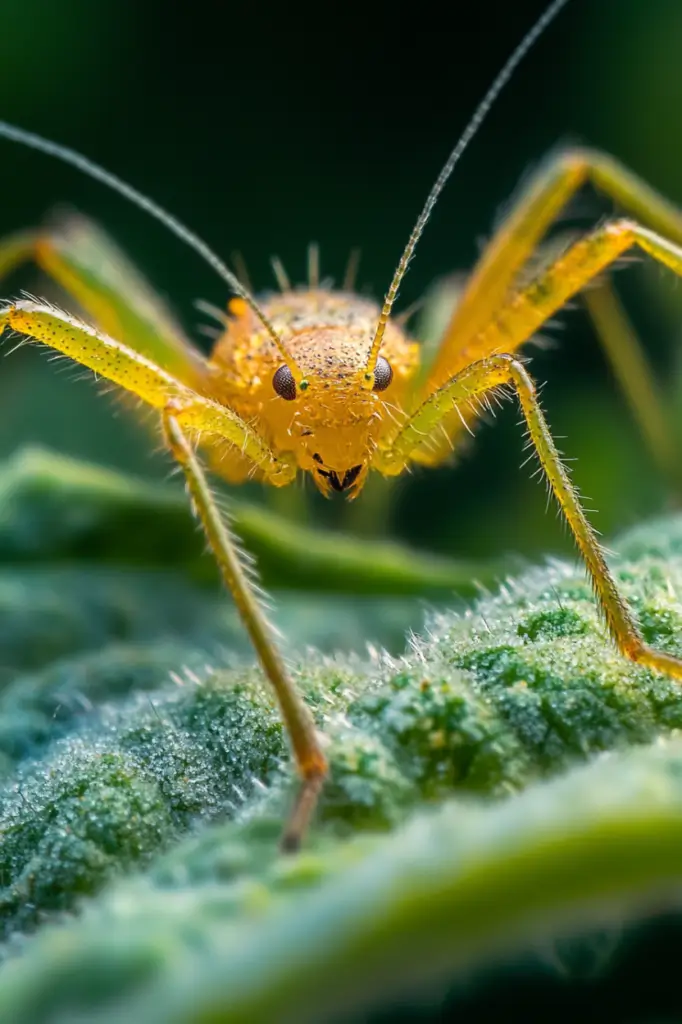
[364,0,572,380]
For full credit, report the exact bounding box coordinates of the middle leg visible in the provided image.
[407,218,682,471]
[415,150,682,474]
[425,147,682,390]
[582,278,679,491]
[0,213,209,387]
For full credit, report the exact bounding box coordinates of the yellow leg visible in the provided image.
[377,353,682,678]
[163,411,327,852]
[582,279,679,491]
[453,219,682,363]
[1,300,324,848]
[407,218,682,468]
[0,229,40,278]
[425,146,682,390]
[0,300,293,481]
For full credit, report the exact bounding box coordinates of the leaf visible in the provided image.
[1,450,682,1020]
[4,738,682,1024]
[0,445,513,595]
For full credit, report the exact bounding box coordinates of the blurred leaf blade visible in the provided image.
[0,445,514,596]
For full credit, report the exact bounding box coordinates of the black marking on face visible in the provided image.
[318,464,362,493]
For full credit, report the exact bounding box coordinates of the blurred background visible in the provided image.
[1,0,682,567]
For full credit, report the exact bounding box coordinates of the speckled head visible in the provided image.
[263,299,419,498]
[214,291,419,498]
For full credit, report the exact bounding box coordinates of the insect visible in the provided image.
[2,0,682,852]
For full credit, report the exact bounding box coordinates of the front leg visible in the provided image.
[0,300,291,479]
[164,410,326,852]
[0,302,323,847]
[377,353,682,680]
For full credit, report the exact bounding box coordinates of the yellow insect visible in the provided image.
[1,0,682,851]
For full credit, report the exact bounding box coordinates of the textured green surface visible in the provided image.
[1,448,682,1020]
[0,445,513,595]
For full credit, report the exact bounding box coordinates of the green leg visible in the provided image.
[582,279,680,495]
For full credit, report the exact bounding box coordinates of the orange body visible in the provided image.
[207,291,419,496]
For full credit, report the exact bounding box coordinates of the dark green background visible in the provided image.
[1,0,681,568]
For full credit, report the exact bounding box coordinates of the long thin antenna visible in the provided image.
[364,0,571,378]
[0,121,304,379]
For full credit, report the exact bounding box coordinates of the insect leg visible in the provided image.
[428,256,677,491]
[0,299,290,476]
[404,218,682,468]
[0,229,41,278]
[0,214,208,388]
[425,147,682,390]
[0,300,325,848]
[582,278,679,490]
[450,219,682,372]
[164,411,327,852]
[377,353,682,679]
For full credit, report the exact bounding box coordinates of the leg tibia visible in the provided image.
[378,354,682,677]
[164,411,327,851]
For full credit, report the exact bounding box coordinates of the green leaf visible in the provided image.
[0,448,682,1020]
[0,445,512,595]
[5,738,682,1024]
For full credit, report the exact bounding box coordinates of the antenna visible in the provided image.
[0,121,304,379]
[364,0,572,378]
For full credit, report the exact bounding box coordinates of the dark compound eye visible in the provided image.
[373,356,393,392]
[273,364,297,401]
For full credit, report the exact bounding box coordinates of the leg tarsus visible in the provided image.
[622,639,682,682]
[280,766,328,854]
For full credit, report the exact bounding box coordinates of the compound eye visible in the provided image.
[273,364,297,401]
[372,356,393,392]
